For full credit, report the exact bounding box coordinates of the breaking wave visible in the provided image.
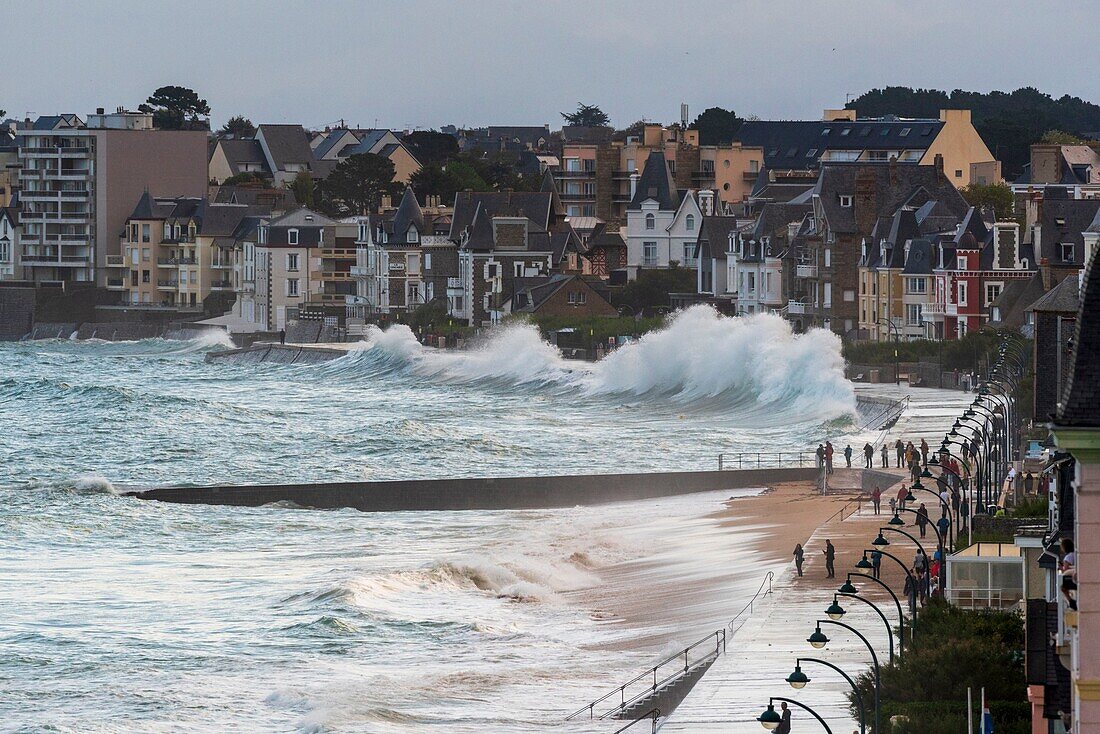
[331,305,855,422]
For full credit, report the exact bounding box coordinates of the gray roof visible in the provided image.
[816,164,969,236]
[449,191,556,242]
[989,272,1047,329]
[257,124,314,170]
[901,238,936,275]
[628,151,680,211]
[736,118,945,169]
[390,187,426,243]
[1038,197,1100,267]
[1028,274,1080,313]
[217,139,271,177]
[1057,246,1100,426]
[267,206,335,228]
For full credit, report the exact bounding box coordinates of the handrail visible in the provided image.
[612,708,661,734]
[822,494,865,526]
[728,571,775,633]
[565,629,725,721]
[717,452,812,470]
[857,395,910,433]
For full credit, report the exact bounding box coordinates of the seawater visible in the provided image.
[0,306,855,732]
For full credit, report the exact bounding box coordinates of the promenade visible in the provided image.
[663,467,916,733]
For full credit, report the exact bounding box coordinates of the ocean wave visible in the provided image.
[324,305,855,422]
[13,476,120,496]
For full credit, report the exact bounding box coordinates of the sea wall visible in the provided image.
[130,467,821,512]
[204,344,347,364]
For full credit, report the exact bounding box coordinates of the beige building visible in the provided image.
[255,208,334,331]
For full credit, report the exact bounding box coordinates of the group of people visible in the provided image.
[792,539,836,578]
[902,547,943,610]
[814,441,855,474]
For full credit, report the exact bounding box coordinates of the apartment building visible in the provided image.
[735,108,1000,187]
[255,208,334,331]
[16,110,207,287]
[555,123,763,224]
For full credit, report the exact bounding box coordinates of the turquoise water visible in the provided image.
[0,308,855,732]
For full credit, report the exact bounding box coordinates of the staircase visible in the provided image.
[613,655,718,720]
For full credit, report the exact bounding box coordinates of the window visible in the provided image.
[141,248,150,262]
[288,228,299,245]
[626,158,636,172]
[567,291,587,305]
[824,248,831,267]
[859,128,871,137]
[407,226,418,243]
[821,128,831,136]
[645,213,655,230]
[906,277,927,294]
[565,158,580,172]
[806,148,818,157]
[957,280,968,306]
[424,252,431,270]
[843,289,855,302]
[142,270,150,283]
[287,278,300,297]
[786,148,798,157]
[1060,242,1075,263]
[749,159,759,173]
[957,256,967,270]
[685,214,695,231]
[906,303,922,326]
[319,229,324,245]
[747,272,755,293]
[0,239,8,263]
[1055,218,1066,227]
[643,241,658,265]
[286,253,300,271]
[954,169,963,178]
[823,282,832,307]
[985,283,1002,306]
[841,128,851,136]
[839,195,853,208]
[141,223,150,243]
[900,127,911,137]
[683,243,697,265]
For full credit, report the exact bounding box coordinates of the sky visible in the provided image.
[5,0,1099,131]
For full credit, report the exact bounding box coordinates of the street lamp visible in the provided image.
[808,619,881,734]
[838,590,897,662]
[864,546,921,622]
[844,572,908,650]
[877,317,901,385]
[787,659,866,734]
[758,697,833,733]
[825,595,846,620]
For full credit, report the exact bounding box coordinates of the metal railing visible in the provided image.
[856,395,910,433]
[728,571,775,634]
[613,708,661,734]
[565,629,725,721]
[717,452,813,470]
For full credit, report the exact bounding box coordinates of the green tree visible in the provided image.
[139,85,211,130]
[0,108,6,119]
[288,170,315,207]
[561,103,610,127]
[322,153,397,215]
[1040,129,1087,144]
[616,267,697,314]
[221,172,272,188]
[403,130,460,165]
[959,182,1015,221]
[689,107,744,145]
[219,115,255,138]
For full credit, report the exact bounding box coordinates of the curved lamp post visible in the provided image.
[787,658,865,734]
[829,591,896,663]
[808,619,880,734]
[861,548,920,622]
[758,696,832,733]
[881,525,945,600]
[843,571,908,647]
[895,506,948,553]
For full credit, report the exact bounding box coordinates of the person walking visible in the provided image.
[960,497,970,534]
[903,568,918,614]
[863,442,874,468]
[278,328,286,345]
[871,485,882,515]
[895,438,904,468]
[816,444,825,469]
[920,438,930,467]
[823,540,836,578]
[896,484,909,511]
[844,444,853,468]
[871,548,883,580]
[793,543,805,577]
[881,443,890,468]
[776,702,792,734]
[916,502,929,537]
[1024,471,1035,495]
[824,441,835,475]
[909,457,921,483]
[937,512,951,545]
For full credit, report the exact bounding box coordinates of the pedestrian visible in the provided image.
[920,438,930,466]
[776,701,791,734]
[871,485,882,515]
[825,441,835,474]
[914,548,928,576]
[881,443,889,468]
[793,543,805,577]
[906,441,917,467]
[937,513,950,544]
[916,502,929,537]
[895,438,904,468]
[844,444,853,468]
[863,442,874,468]
[903,568,918,613]
[889,496,897,515]
[1024,471,1035,495]
[278,328,286,345]
[871,548,882,580]
[896,484,908,511]
[816,444,825,469]
[909,458,921,483]
[960,496,970,533]
[940,487,950,509]
[919,567,930,604]
[823,540,836,578]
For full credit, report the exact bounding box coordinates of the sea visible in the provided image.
[0,306,856,733]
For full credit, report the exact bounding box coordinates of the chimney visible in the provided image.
[889,155,899,186]
[698,189,714,216]
[855,167,878,235]
[933,153,945,181]
[96,107,105,115]
[1040,257,1052,291]
[629,171,640,199]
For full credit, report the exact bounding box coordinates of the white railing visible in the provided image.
[795,264,818,278]
[922,301,946,317]
[787,300,807,314]
[945,587,1020,610]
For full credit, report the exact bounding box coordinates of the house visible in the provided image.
[449,189,566,325]
[208,138,272,183]
[255,124,320,187]
[1012,143,1100,202]
[0,207,20,280]
[624,150,721,277]
[309,128,421,183]
[255,207,335,330]
[734,108,1000,187]
[583,223,628,279]
[506,274,616,317]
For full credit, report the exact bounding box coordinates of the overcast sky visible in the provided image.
[6,0,1097,131]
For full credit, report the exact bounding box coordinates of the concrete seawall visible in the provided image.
[205,344,349,365]
[129,468,821,512]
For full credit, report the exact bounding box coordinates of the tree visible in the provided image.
[561,103,610,127]
[959,182,1015,222]
[409,161,489,206]
[689,107,744,145]
[322,153,397,215]
[288,170,315,208]
[219,115,255,138]
[1040,129,1087,144]
[616,267,697,314]
[139,85,210,130]
[221,172,272,188]
[0,108,6,119]
[403,130,460,165]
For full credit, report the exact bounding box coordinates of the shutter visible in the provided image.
[1025,598,1047,685]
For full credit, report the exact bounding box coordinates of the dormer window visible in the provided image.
[408,226,419,242]
[685,215,694,231]
[1055,218,1066,227]
[288,228,299,245]
[839,195,853,208]
[645,213,655,230]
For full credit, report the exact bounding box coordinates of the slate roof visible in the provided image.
[1038,197,1100,267]
[901,238,936,275]
[695,215,743,262]
[989,272,1047,329]
[1057,245,1100,426]
[312,129,358,159]
[267,207,335,228]
[257,124,314,170]
[390,187,426,244]
[449,191,555,242]
[1015,146,1100,186]
[1028,274,1080,314]
[815,164,970,236]
[628,151,680,211]
[736,118,944,169]
[217,139,271,177]
[128,193,203,221]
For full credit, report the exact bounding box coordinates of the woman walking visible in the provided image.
[793,543,805,577]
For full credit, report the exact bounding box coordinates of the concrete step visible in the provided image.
[612,656,718,721]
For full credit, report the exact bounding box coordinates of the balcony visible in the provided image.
[787,300,808,315]
[556,170,596,178]
[922,302,946,319]
[210,262,232,270]
[795,264,818,278]
[210,280,233,290]
[106,278,126,290]
[743,170,761,181]
[157,280,179,289]
[946,303,958,317]
[349,265,373,277]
